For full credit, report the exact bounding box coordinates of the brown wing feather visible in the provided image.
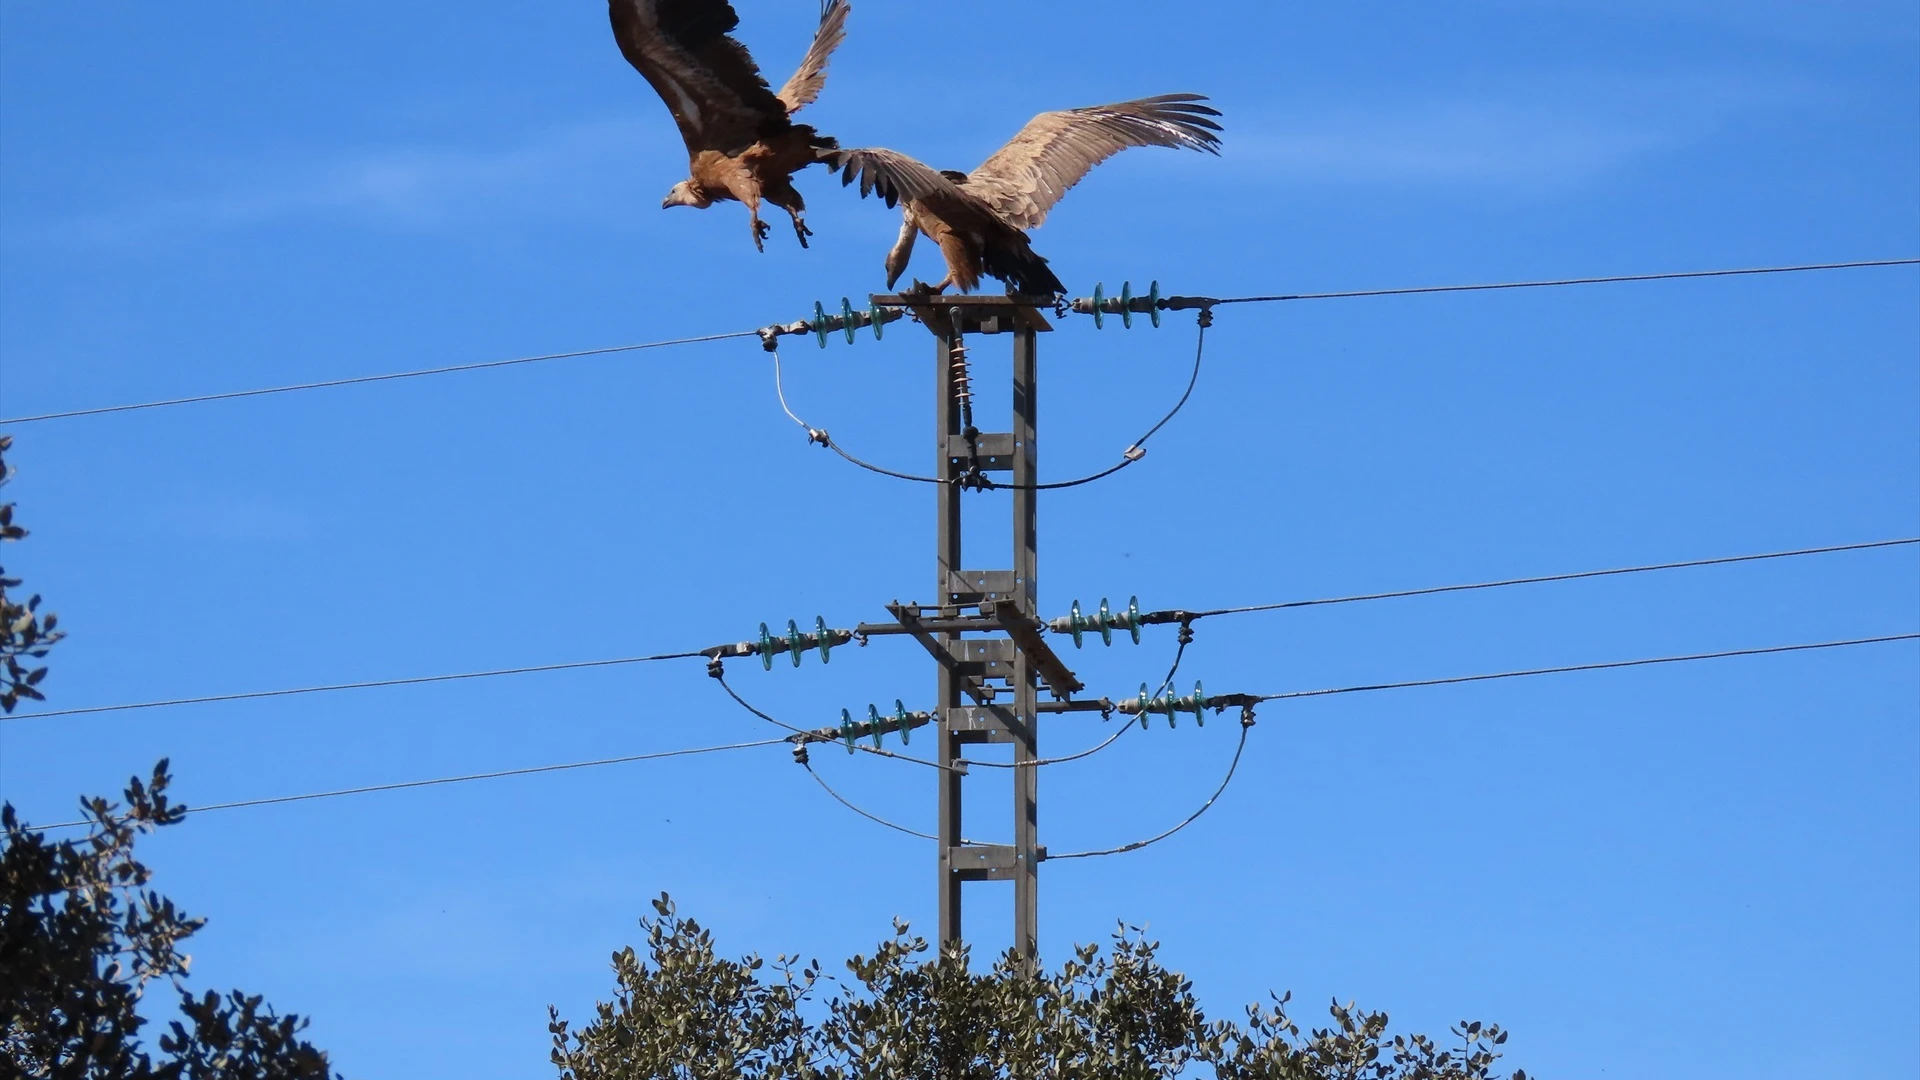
[609,0,792,157]
[776,0,849,114]
[968,94,1224,230]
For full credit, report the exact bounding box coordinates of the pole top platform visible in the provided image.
[870,293,1055,335]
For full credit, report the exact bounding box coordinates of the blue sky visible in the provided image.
[2,2,1917,1076]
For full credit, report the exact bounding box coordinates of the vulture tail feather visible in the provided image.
[983,237,1065,298]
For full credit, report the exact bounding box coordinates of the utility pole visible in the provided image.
[873,292,1082,963]
[739,285,1206,964]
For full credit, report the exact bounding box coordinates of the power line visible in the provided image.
[767,311,1210,491]
[1187,537,1920,620]
[12,539,1909,725]
[0,330,760,425]
[3,648,710,722]
[1254,633,1920,704]
[29,736,789,832]
[1046,717,1254,862]
[5,259,1908,429]
[1208,258,1920,306]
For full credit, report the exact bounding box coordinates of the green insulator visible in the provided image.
[816,615,832,664]
[1162,687,1178,729]
[841,708,858,753]
[788,619,804,667]
[1097,598,1114,646]
[1149,280,1162,328]
[1127,596,1142,645]
[758,622,774,671]
[1120,281,1134,329]
[841,298,858,344]
[1068,599,1086,648]
[1191,680,1206,727]
[868,704,885,749]
[1091,282,1105,329]
[869,301,887,340]
[814,301,830,349]
[1136,684,1152,729]
[894,700,910,746]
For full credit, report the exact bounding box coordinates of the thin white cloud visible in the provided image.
[1225,74,1816,192]
[17,118,662,249]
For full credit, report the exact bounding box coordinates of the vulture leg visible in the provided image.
[766,185,812,249]
[748,209,770,253]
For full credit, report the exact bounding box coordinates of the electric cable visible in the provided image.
[3,648,712,723]
[1205,258,1920,307]
[0,331,761,426]
[26,736,789,832]
[1252,633,1919,704]
[766,313,1208,491]
[1046,713,1254,862]
[708,662,953,772]
[1185,538,1920,621]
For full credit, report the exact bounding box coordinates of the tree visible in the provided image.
[0,435,64,714]
[0,763,340,1079]
[550,895,1529,1080]
[0,435,337,1078]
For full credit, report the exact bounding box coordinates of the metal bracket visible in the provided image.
[992,600,1084,699]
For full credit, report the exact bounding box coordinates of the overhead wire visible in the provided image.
[2,648,712,722]
[1206,258,1920,307]
[1253,633,1920,704]
[1046,717,1254,862]
[1187,537,1920,621]
[8,539,1908,726]
[26,736,790,832]
[708,663,953,772]
[0,331,761,425]
[765,313,1208,491]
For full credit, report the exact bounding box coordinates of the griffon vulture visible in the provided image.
[826,95,1223,295]
[610,0,848,251]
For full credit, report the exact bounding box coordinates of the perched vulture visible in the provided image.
[609,0,848,250]
[826,95,1223,295]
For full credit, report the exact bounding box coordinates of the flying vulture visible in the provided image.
[826,95,1223,295]
[609,0,848,251]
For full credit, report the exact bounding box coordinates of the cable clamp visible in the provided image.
[705,656,724,680]
[1197,306,1215,328]
[806,428,830,448]
[1176,618,1195,646]
[791,742,811,765]
[1122,445,1146,462]
[1239,703,1257,727]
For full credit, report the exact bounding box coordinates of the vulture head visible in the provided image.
[661,180,713,210]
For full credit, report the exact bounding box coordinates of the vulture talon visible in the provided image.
[751,217,771,252]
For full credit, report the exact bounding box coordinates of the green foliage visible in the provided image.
[0,762,339,1079]
[551,896,1530,1080]
[0,435,64,714]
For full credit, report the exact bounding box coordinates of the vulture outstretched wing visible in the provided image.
[775,0,850,114]
[826,148,973,208]
[967,94,1224,230]
[609,0,791,155]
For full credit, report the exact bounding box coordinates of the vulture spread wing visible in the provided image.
[775,0,849,114]
[609,0,791,156]
[968,94,1223,230]
[826,148,973,208]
